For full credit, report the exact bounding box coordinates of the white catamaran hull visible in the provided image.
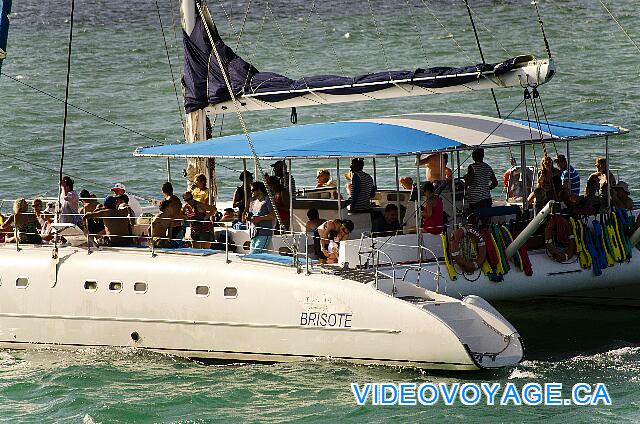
[0,245,522,370]
[399,249,640,304]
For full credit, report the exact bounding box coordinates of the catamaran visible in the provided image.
[0,0,535,371]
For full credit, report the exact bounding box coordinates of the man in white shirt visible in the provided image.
[111,183,142,217]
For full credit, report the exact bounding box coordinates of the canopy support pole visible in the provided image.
[521,142,528,214]
[372,158,377,188]
[394,157,400,231]
[452,151,457,228]
[415,155,422,261]
[606,136,611,210]
[166,158,171,183]
[288,158,293,232]
[336,158,342,220]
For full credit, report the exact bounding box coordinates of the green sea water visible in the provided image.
[1,0,640,422]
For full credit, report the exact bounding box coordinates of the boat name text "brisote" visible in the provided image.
[300,312,353,328]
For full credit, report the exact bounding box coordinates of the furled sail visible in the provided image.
[0,0,13,74]
[183,13,555,115]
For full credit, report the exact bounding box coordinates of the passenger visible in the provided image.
[271,160,296,198]
[233,171,254,221]
[536,156,561,203]
[111,183,142,217]
[80,192,105,238]
[371,204,403,237]
[1,198,42,244]
[463,148,498,219]
[31,198,46,227]
[400,176,418,201]
[421,181,444,235]
[161,181,184,242]
[554,154,580,197]
[589,157,616,200]
[503,157,534,201]
[316,168,337,188]
[150,199,173,247]
[417,153,452,182]
[247,181,276,254]
[348,158,376,213]
[83,196,132,247]
[181,191,217,249]
[575,174,602,215]
[305,208,325,233]
[220,208,236,223]
[60,176,82,226]
[191,173,209,204]
[40,203,55,243]
[612,181,634,210]
[322,229,340,264]
[314,219,354,264]
[115,194,136,230]
[267,176,290,231]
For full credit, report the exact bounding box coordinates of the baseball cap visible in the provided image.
[111,183,126,192]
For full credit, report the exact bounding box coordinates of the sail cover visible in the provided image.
[182,15,538,114]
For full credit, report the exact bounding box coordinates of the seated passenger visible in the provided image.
[31,198,46,227]
[83,196,132,247]
[305,208,325,233]
[182,191,217,249]
[612,181,634,210]
[80,192,105,239]
[314,219,354,264]
[503,158,534,202]
[233,171,253,221]
[421,182,444,235]
[247,181,276,254]
[220,208,236,223]
[1,198,42,244]
[316,168,337,188]
[554,154,580,197]
[536,156,561,203]
[150,199,173,247]
[322,229,340,264]
[589,157,616,200]
[111,182,142,217]
[191,173,209,204]
[371,204,403,237]
[348,158,376,213]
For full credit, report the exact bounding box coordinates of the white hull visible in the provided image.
[399,248,640,305]
[0,245,522,371]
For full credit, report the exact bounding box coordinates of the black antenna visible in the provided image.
[463,0,501,119]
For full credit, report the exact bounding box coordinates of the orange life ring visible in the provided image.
[544,215,576,263]
[449,227,487,273]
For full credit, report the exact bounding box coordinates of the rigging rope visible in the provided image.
[154,0,185,134]
[0,71,168,145]
[462,0,502,119]
[403,0,430,66]
[598,0,640,54]
[418,0,473,63]
[532,0,552,58]
[56,0,76,223]
[197,1,296,253]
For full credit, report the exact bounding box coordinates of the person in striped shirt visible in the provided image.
[348,158,376,213]
[463,148,498,222]
[554,154,580,197]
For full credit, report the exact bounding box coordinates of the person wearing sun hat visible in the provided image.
[612,181,634,210]
[110,182,142,217]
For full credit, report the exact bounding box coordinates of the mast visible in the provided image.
[180,0,216,204]
[0,0,13,75]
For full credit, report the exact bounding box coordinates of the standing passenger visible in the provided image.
[554,154,580,197]
[463,148,498,218]
[60,176,82,226]
[233,171,253,221]
[248,182,276,254]
[348,158,376,213]
[191,173,209,204]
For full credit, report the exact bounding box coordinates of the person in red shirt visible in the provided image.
[421,181,444,235]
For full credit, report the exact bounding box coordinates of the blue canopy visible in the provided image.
[135,113,627,160]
